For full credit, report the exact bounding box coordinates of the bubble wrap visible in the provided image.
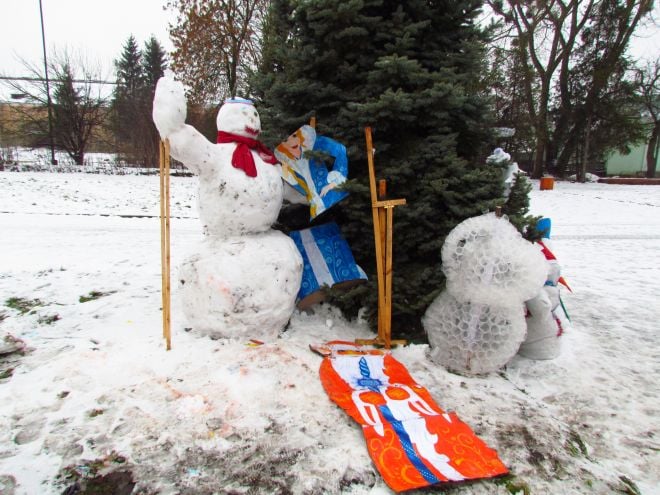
[442,213,547,307]
[424,292,527,375]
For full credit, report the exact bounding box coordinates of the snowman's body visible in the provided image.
[178,231,302,339]
[153,77,302,340]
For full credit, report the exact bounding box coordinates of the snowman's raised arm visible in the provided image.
[152,76,213,176]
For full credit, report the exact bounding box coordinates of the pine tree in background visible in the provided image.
[141,37,169,166]
[143,37,168,88]
[51,63,105,165]
[254,0,512,340]
[111,35,168,166]
[112,36,144,163]
[114,36,143,98]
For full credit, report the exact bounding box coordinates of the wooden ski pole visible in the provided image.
[159,139,172,350]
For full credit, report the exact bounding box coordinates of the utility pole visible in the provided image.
[38,0,57,165]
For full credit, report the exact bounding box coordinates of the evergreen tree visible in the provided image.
[115,36,143,95]
[112,36,144,162]
[141,37,169,166]
[51,62,106,165]
[254,0,509,340]
[143,36,168,87]
[111,36,168,166]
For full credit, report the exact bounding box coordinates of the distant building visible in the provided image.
[0,101,113,153]
[605,142,653,177]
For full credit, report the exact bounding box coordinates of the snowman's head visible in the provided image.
[216,98,261,138]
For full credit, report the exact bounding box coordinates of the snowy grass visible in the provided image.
[0,172,658,494]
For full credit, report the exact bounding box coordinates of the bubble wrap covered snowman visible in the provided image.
[153,76,302,340]
[422,213,547,375]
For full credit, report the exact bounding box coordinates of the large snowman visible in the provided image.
[153,76,302,340]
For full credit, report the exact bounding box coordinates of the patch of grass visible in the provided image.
[5,297,43,314]
[566,429,590,458]
[88,408,105,418]
[0,311,6,322]
[495,474,532,495]
[0,368,14,379]
[38,314,61,325]
[618,476,642,495]
[57,451,128,483]
[79,291,113,303]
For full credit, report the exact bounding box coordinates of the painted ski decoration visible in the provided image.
[315,341,508,492]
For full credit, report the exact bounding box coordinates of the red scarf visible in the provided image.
[216,131,279,178]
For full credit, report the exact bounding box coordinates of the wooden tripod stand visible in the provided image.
[356,127,406,349]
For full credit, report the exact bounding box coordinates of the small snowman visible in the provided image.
[153,75,302,340]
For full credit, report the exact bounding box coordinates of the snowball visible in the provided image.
[152,76,187,138]
[179,231,303,341]
[216,99,261,138]
[423,292,527,375]
[442,213,547,306]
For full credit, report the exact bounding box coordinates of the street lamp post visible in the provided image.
[38,0,57,165]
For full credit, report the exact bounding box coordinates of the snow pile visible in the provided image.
[0,174,659,494]
[425,213,547,375]
[567,172,600,182]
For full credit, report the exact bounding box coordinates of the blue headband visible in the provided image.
[224,97,254,105]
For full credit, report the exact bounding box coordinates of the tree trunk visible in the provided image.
[532,133,546,179]
[646,122,659,178]
[577,114,592,183]
[556,134,573,178]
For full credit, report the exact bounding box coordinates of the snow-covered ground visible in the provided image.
[0,172,658,495]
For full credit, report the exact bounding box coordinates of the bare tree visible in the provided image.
[167,0,269,103]
[1,51,107,165]
[488,0,596,178]
[489,0,653,181]
[50,59,107,164]
[558,0,654,181]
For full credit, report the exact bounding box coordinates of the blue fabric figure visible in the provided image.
[275,125,349,220]
[289,222,367,308]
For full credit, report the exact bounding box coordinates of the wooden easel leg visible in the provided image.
[356,127,406,349]
[377,206,387,342]
[159,139,172,350]
[383,206,393,348]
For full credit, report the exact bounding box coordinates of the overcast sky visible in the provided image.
[0,0,658,89]
[0,0,174,82]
